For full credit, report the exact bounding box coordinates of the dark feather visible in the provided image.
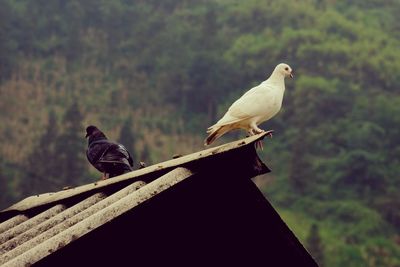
[85,125,134,178]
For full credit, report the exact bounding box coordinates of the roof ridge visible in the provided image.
[1,132,268,214]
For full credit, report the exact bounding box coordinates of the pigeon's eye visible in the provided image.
[284,67,289,71]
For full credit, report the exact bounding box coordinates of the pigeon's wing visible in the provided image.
[86,142,113,172]
[213,83,274,127]
[86,143,105,164]
[101,143,132,165]
[127,150,134,167]
[86,150,94,165]
[116,144,134,167]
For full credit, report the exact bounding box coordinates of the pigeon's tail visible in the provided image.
[204,125,231,146]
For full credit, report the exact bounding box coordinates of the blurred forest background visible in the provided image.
[0,0,399,266]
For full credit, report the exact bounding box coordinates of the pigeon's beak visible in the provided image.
[289,71,294,78]
[85,132,89,138]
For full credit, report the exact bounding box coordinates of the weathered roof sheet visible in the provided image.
[2,132,268,215]
[0,133,274,266]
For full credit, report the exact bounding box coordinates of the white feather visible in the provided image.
[205,63,293,145]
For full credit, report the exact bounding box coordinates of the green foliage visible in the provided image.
[23,110,60,195]
[0,0,400,265]
[0,0,18,81]
[279,207,400,267]
[54,102,89,186]
[0,159,11,206]
[140,143,152,166]
[118,116,137,164]
[293,199,389,241]
[306,224,325,266]
[333,244,365,267]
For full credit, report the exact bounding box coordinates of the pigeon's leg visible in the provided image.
[250,124,264,150]
[249,129,263,150]
[101,172,109,180]
[248,123,266,150]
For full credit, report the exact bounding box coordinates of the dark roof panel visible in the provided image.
[0,133,317,266]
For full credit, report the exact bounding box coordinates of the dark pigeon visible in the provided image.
[85,125,134,179]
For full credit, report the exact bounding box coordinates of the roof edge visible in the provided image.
[1,132,270,214]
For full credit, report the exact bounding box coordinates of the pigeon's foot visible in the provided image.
[139,161,146,169]
[247,130,255,137]
[252,128,265,135]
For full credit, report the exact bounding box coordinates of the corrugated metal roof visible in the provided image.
[0,133,270,266]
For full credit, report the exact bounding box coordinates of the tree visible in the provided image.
[118,116,137,165]
[54,102,88,187]
[1,1,400,264]
[306,224,325,267]
[0,159,11,209]
[0,0,17,81]
[140,142,152,166]
[288,133,312,195]
[23,110,60,195]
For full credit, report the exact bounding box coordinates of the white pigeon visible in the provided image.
[204,63,293,146]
